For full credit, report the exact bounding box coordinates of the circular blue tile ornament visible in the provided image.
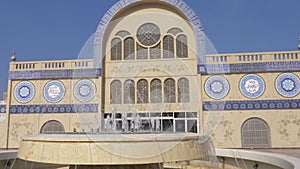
[14,81,35,103]
[44,80,65,103]
[74,79,96,102]
[205,76,229,99]
[240,74,265,98]
[276,73,300,98]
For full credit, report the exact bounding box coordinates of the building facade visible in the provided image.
[1,0,300,149]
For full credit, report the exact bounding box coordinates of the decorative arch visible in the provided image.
[110,80,122,104]
[150,79,162,103]
[40,120,65,134]
[137,79,149,103]
[124,80,135,104]
[241,117,271,148]
[111,38,122,60]
[164,78,176,103]
[178,78,189,102]
[94,0,205,68]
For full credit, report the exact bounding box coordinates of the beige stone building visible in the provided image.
[1,0,300,150]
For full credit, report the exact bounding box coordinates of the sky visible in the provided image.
[0,0,299,99]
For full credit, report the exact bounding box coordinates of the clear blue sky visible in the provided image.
[0,0,299,99]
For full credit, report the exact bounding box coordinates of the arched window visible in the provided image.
[241,118,271,148]
[164,78,176,103]
[124,37,135,60]
[137,79,148,103]
[111,38,122,60]
[163,35,174,58]
[110,80,122,104]
[40,120,65,134]
[124,80,135,104]
[150,79,162,103]
[178,78,189,103]
[176,35,188,58]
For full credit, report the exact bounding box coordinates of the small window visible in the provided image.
[260,55,263,60]
[274,54,277,60]
[41,120,65,134]
[238,56,241,61]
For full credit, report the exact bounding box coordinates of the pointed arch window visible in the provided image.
[163,35,174,58]
[111,38,122,60]
[110,80,122,104]
[41,120,65,134]
[150,79,162,103]
[124,37,135,60]
[124,80,135,104]
[176,35,188,58]
[178,78,189,103]
[164,78,176,103]
[241,118,271,148]
[137,79,148,103]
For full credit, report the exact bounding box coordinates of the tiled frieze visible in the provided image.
[203,99,300,111]
[9,104,98,114]
[198,61,300,74]
[9,68,101,80]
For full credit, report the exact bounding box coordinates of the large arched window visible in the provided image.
[124,37,135,60]
[163,35,174,58]
[241,118,271,148]
[150,79,162,103]
[40,120,65,134]
[164,78,176,103]
[124,80,135,104]
[178,78,190,103]
[137,79,148,103]
[111,38,122,60]
[110,80,122,104]
[176,35,188,58]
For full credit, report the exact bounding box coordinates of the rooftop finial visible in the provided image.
[11,48,16,62]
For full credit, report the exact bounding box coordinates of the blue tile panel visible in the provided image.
[198,61,300,74]
[0,105,6,113]
[9,104,98,114]
[203,99,300,111]
[9,68,102,80]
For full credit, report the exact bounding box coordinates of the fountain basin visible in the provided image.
[18,133,214,166]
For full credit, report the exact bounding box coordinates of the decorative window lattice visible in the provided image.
[124,37,135,60]
[111,38,122,60]
[124,80,135,104]
[137,43,148,59]
[150,79,162,103]
[137,79,149,103]
[164,78,176,103]
[241,118,271,148]
[150,42,161,59]
[110,80,122,104]
[178,78,190,103]
[167,28,183,36]
[163,35,174,58]
[137,23,161,46]
[41,120,65,134]
[176,34,188,58]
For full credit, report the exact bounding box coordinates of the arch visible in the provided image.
[124,80,135,104]
[40,120,65,134]
[164,78,176,103]
[167,28,183,36]
[124,37,135,60]
[176,34,188,58]
[178,78,189,103]
[115,30,130,38]
[111,38,122,60]
[163,35,174,58]
[241,118,271,148]
[137,79,148,103]
[94,0,205,67]
[110,80,122,104]
[150,79,162,103]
